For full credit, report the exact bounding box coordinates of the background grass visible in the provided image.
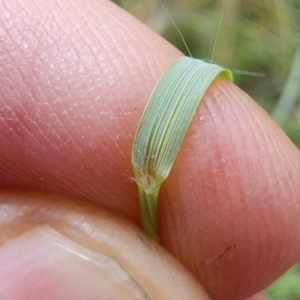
[112,0,300,298]
[115,0,300,148]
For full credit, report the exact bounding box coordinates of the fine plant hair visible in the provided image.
[210,16,223,64]
[158,0,265,77]
[122,169,137,183]
[158,0,193,58]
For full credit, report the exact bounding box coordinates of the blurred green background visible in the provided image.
[113,0,300,299]
[114,0,300,148]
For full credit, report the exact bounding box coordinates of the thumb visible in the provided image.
[0,191,209,300]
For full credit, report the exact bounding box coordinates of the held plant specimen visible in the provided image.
[132,56,233,240]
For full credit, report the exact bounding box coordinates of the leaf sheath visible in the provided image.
[132,56,233,240]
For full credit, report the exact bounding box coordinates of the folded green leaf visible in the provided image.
[132,56,233,240]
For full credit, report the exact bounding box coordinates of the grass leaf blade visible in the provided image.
[132,56,233,240]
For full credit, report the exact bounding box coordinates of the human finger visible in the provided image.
[1,1,300,300]
[0,190,209,300]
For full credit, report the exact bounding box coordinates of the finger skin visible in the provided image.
[0,0,181,222]
[0,0,300,300]
[0,191,209,300]
[160,77,300,299]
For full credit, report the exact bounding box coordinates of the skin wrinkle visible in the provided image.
[97,1,182,102]
[104,41,139,166]
[42,3,112,111]
[262,229,274,270]
[159,183,183,259]
[280,233,296,268]
[193,109,211,224]
[113,7,177,90]
[186,127,212,271]
[255,215,272,279]
[227,95,257,177]
[242,102,291,210]
[220,88,260,295]
[50,1,87,49]
[86,29,140,184]
[1,0,142,213]
[203,84,243,272]
[5,103,111,202]
[160,169,180,229]
[219,88,264,214]
[203,142,225,281]
[256,216,270,255]
[281,153,299,207]
[244,225,260,294]
[109,3,171,85]
[16,0,42,23]
[1,8,80,165]
[266,147,290,206]
[25,92,95,195]
[1,56,45,153]
[225,84,300,296]
[251,128,278,204]
[218,88,249,186]
[169,75,292,298]
[0,193,208,300]
[179,165,197,257]
[1,108,44,165]
[0,108,22,146]
[93,0,153,97]
[231,131,256,294]
[1,1,300,298]
[165,85,243,290]
[205,89,232,220]
[244,98,294,211]
[210,145,238,286]
[184,146,201,239]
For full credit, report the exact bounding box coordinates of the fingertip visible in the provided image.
[159,77,300,299]
[0,0,181,221]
